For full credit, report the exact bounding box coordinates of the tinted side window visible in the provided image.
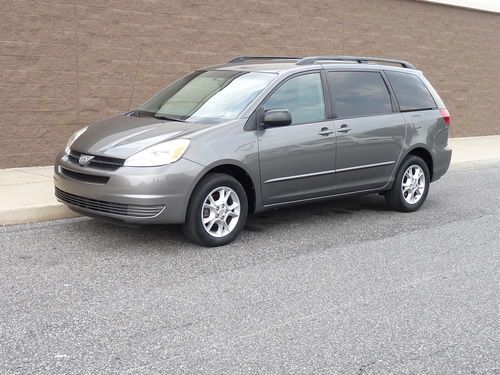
[328,71,392,118]
[385,71,436,111]
[263,73,326,125]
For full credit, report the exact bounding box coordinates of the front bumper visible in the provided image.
[54,152,204,224]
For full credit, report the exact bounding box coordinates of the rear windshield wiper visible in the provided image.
[153,114,185,122]
[400,107,435,113]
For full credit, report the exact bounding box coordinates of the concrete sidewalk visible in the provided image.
[0,166,79,225]
[1,135,499,226]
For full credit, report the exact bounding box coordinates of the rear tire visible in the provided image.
[385,155,430,212]
[183,173,248,247]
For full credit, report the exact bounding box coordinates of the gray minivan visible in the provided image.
[54,56,452,246]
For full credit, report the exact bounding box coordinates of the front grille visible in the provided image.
[55,188,164,218]
[60,167,109,184]
[68,150,125,170]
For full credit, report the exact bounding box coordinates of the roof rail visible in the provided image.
[296,55,416,69]
[228,56,301,64]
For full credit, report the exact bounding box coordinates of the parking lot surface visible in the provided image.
[1,161,499,374]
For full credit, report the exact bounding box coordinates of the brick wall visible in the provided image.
[0,0,499,168]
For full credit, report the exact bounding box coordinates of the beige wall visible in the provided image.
[0,0,499,168]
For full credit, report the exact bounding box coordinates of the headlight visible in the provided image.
[124,139,191,167]
[65,126,88,154]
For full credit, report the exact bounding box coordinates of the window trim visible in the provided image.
[245,70,329,130]
[383,70,438,113]
[380,70,400,113]
[326,69,397,120]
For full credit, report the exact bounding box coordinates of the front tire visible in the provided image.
[183,173,248,247]
[385,155,430,212]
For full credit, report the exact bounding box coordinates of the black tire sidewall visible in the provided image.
[390,155,430,212]
[184,173,248,247]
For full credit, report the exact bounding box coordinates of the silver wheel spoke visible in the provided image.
[222,219,230,233]
[223,189,230,204]
[203,203,216,211]
[214,189,224,205]
[203,215,214,225]
[208,195,217,206]
[228,202,239,210]
[205,219,216,231]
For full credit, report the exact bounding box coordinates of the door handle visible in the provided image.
[337,124,352,133]
[318,127,334,136]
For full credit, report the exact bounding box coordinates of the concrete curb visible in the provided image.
[1,135,499,226]
[2,205,80,226]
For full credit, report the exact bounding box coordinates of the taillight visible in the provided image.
[439,108,451,126]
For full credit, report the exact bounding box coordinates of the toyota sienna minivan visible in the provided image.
[54,55,452,246]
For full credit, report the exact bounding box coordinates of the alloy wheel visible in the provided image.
[401,164,426,204]
[201,186,241,238]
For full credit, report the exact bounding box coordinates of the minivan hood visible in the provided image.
[71,114,211,159]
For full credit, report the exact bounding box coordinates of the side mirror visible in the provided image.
[261,109,292,128]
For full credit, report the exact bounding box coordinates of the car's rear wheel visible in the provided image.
[385,155,430,212]
[183,173,248,247]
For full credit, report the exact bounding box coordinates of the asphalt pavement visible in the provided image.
[1,161,499,374]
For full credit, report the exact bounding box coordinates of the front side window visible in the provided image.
[263,73,326,125]
[328,71,392,118]
[385,71,436,112]
[138,70,276,124]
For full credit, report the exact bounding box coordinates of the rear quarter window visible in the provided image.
[385,71,436,112]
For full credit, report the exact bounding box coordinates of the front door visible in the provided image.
[258,72,336,206]
[327,70,406,194]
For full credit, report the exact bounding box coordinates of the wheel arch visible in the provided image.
[405,146,434,181]
[187,161,258,218]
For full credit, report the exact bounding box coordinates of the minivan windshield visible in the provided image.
[137,70,277,124]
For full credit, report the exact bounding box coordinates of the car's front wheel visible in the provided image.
[385,155,430,212]
[183,173,248,247]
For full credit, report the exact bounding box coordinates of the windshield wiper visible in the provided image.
[130,109,155,118]
[153,114,185,122]
[400,107,434,113]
